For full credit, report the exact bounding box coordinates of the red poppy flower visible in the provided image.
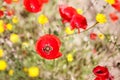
[93,66,109,78]
[70,13,87,33]
[23,0,43,13]
[59,5,77,23]
[35,34,62,60]
[93,66,114,80]
[112,0,120,12]
[109,13,119,22]
[4,0,12,4]
[0,10,4,17]
[90,32,97,40]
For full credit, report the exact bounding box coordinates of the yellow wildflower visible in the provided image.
[12,16,19,24]
[28,66,39,77]
[77,8,83,14]
[66,53,73,62]
[0,20,4,33]
[10,33,20,43]
[0,60,7,71]
[22,42,29,49]
[0,49,4,58]
[105,0,115,4]
[38,14,48,25]
[65,27,74,35]
[96,13,107,24]
[98,33,105,40]
[0,20,4,26]
[6,23,13,31]
[0,26,4,33]
[8,69,14,76]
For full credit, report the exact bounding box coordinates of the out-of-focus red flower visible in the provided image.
[6,9,15,16]
[59,5,87,33]
[90,32,97,40]
[109,13,119,22]
[0,10,4,17]
[23,0,43,13]
[70,13,87,33]
[4,0,12,4]
[59,5,77,23]
[112,0,120,12]
[92,48,97,54]
[41,0,49,3]
[35,34,62,60]
[93,66,114,80]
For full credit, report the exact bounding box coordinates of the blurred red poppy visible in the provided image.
[109,13,119,22]
[35,34,62,60]
[4,0,12,4]
[0,10,4,17]
[70,14,87,33]
[6,9,15,16]
[112,0,120,12]
[93,66,114,80]
[23,0,43,13]
[59,5,77,23]
[90,32,97,40]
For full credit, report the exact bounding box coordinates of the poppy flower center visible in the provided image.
[42,44,53,54]
[30,4,35,9]
[96,70,103,74]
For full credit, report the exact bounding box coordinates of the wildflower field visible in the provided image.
[0,0,120,80]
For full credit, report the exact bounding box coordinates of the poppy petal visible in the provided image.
[70,14,87,30]
[4,0,12,4]
[59,5,77,23]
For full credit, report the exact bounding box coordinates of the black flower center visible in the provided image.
[96,70,103,74]
[42,44,53,55]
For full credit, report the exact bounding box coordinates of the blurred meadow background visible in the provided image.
[0,0,120,80]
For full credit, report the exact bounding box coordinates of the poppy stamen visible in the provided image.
[42,44,53,54]
[96,70,103,74]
